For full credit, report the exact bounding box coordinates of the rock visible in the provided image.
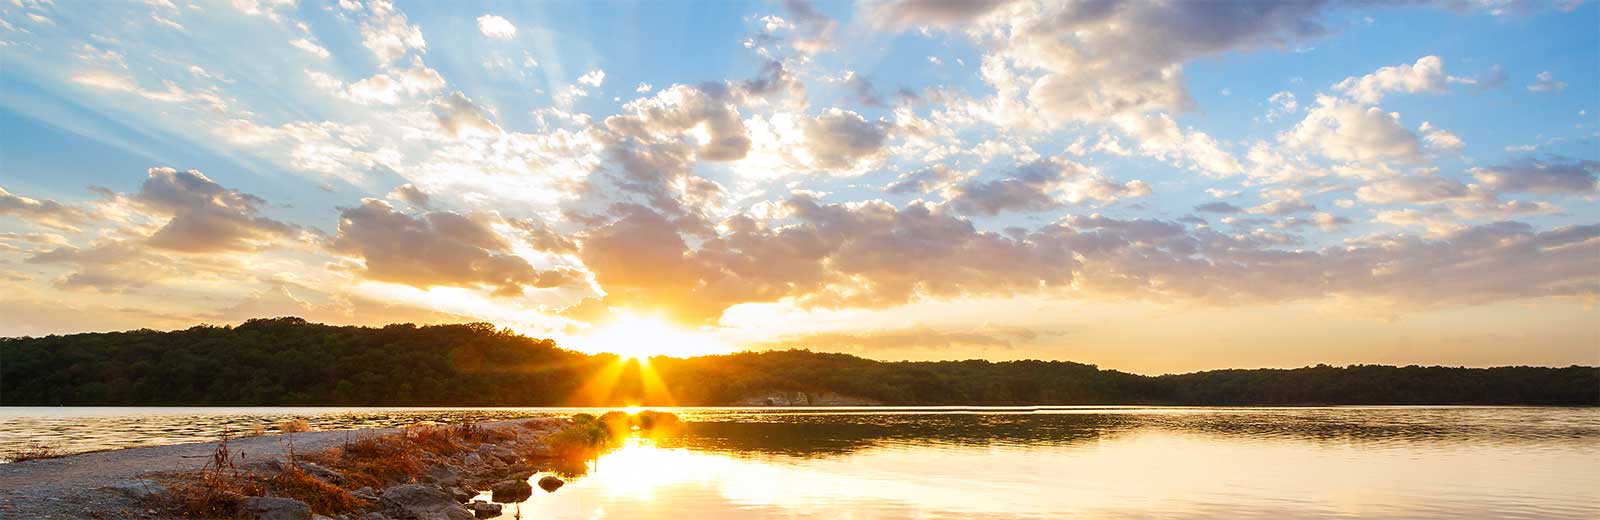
[489,479,532,502]
[353,487,380,502]
[477,443,518,463]
[425,467,461,487]
[313,515,337,520]
[537,476,564,492]
[448,486,473,503]
[470,502,503,518]
[358,513,391,520]
[244,496,312,520]
[523,443,557,458]
[295,461,346,484]
[106,479,166,500]
[462,453,484,467]
[380,484,474,520]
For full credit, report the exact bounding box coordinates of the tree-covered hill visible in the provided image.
[2,318,1595,406]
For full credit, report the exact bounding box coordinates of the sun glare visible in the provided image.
[576,312,731,359]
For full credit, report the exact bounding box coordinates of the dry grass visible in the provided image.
[161,417,615,518]
[5,441,64,462]
[277,419,313,433]
[267,465,365,515]
[164,432,262,519]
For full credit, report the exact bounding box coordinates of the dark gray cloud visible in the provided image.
[134,167,299,253]
[331,199,575,296]
[0,186,96,231]
[1472,157,1599,194]
[1195,201,1243,213]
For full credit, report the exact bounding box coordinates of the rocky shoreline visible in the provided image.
[0,416,609,519]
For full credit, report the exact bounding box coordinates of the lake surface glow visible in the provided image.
[2,406,1595,518]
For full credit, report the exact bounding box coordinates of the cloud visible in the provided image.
[1333,55,1448,104]
[387,183,432,209]
[1266,91,1299,121]
[0,186,95,231]
[134,167,299,253]
[1418,121,1464,151]
[476,14,516,39]
[359,0,427,64]
[1111,112,1242,177]
[941,158,1149,216]
[866,0,1016,28]
[1356,173,1484,205]
[578,69,606,87]
[801,108,888,170]
[345,60,446,105]
[780,0,837,54]
[885,165,967,195]
[931,1,1332,123]
[1195,201,1243,214]
[431,91,501,138]
[331,199,573,296]
[1471,157,1598,194]
[1527,71,1567,92]
[290,38,331,58]
[1283,95,1422,163]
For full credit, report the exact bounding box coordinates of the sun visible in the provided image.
[576,312,732,360]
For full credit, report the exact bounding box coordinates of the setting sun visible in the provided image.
[573,312,732,360]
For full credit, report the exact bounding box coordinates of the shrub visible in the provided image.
[5,441,63,462]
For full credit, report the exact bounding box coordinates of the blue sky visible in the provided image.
[0,0,1595,373]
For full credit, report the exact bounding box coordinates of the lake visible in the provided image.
[2,406,1596,518]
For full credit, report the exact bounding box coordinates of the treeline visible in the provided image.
[2,318,1595,406]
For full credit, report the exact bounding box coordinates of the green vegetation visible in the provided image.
[2,317,1595,406]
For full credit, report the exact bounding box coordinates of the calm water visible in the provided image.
[2,406,1597,518]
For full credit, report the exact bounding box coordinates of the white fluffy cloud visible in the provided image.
[1283,95,1422,164]
[1334,55,1449,104]
[476,14,516,39]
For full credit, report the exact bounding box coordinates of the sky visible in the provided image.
[0,0,1596,374]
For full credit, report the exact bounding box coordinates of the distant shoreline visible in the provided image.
[6,319,1596,407]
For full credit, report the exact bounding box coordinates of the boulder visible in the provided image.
[244,496,312,520]
[462,453,484,468]
[537,476,564,492]
[353,487,380,502]
[477,444,518,463]
[488,479,531,502]
[425,467,461,487]
[106,479,166,500]
[295,461,346,484]
[470,502,503,518]
[358,513,392,520]
[380,484,474,520]
[448,486,473,503]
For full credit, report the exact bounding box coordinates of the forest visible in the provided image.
[3,318,1595,406]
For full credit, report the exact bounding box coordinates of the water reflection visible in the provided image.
[3,407,1596,518]
[494,422,1600,519]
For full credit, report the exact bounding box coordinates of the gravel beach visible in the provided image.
[0,420,533,519]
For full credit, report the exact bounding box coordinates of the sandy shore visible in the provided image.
[0,420,530,519]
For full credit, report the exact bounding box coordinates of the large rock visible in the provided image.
[380,484,474,520]
[470,501,503,518]
[489,479,531,502]
[244,496,312,520]
[536,476,564,492]
[105,479,166,500]
[425,466,460,487]
[477,443,518,464]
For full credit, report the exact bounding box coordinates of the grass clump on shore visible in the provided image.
[165,433,263,518]
[4,441,64,462]
[268,465,364,515]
